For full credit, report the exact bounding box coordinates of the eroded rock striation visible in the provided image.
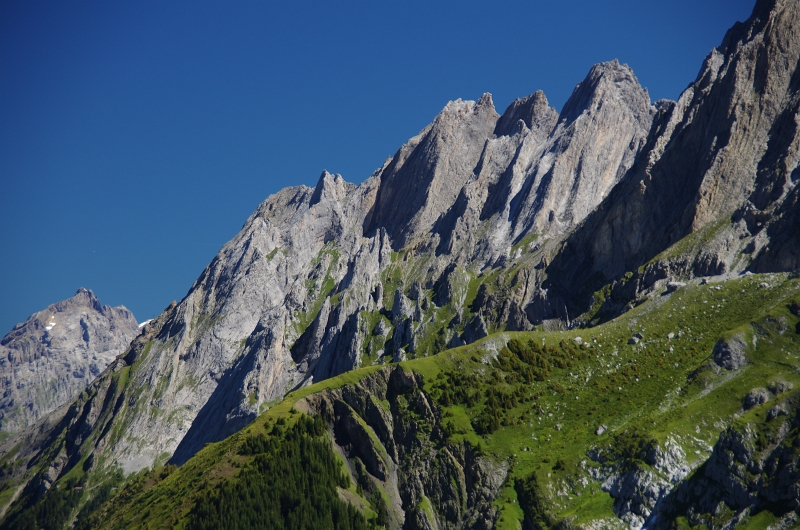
[537,0,800,322]
[299,366,507,530]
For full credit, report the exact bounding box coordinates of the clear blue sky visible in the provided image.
[1,0,755,331]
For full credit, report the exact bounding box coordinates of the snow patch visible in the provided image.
[138,319,153,329]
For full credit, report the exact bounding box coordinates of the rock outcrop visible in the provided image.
[300,366,507,530]
[713,335,749,370]
[647,390,800,529]
[588,436,691,528]
[535,0,800,323]
[0,288,138,433]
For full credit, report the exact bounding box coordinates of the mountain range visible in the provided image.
[1,0,799,528]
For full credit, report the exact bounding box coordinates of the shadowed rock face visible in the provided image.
[533,0,800,322]
[5,0,800,503]
[363,93,501,249]
[646,391,800,529]
[0,288,138,432]
[300,367,507,530]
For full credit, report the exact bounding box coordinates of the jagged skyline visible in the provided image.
[0,0,752,333]
[2,1,800,526]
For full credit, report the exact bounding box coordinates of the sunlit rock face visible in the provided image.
[6,0,800,490]
[0,288,139,432]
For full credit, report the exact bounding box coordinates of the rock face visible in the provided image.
[588,436,690,529]
[21,55,656,476]
[647,391,800,529]
[536,0,800,323]
[712,335,749,370]
[0,288,138,433]
[300,366,507,530]
[4,0,800,518]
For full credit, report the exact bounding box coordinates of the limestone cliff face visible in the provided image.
[535,0,800,322]
[503,59,654,238]
[71,57,653,474]
[0,289,138,433]
[364,93,500,250]
[4,0,800,509]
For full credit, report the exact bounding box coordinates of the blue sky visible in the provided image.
[1,0,755,331]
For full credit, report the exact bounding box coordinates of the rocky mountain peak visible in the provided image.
[0,290,139,432]
[363,94,500,248]
[6,3,800,528]
[496,60,654,239]
[52,287,106,316]
[494,90,559,139]
[560,59,652,126]
[309,170,350,206]
[475,92,496,112]
[532,0,800,323]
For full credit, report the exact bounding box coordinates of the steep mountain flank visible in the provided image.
[2,54,657,478]
[534,0,800,323]
[22,273,800,530]
[363,93,501,249]
[0,289,138,433]
[649,390,800,528]
[300,366,507,530]
[3,0,800,527]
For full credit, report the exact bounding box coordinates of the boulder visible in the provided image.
[713,335,748,370]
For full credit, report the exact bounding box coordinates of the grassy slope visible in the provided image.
[78,271,800,529]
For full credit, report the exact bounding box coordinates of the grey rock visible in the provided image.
[603,467,671,527]
[743,388,772,410]
[447,334,465,349]
[767,403,789,421]
[513,60,654,236]
[433,265,469,308]
[589,436,688,527]
[648,394,800,528]
[393,348,407,363]
[713,335,748,370]
[665,281,685,293]
[650,437,690,484]
[373,318,389,337]
[768,380,793,394]
[461,315,489,345]
[494,90,557,138]
[392,289,413,324]
[0,288,138,432]
[408,281,424,302]
[533,0,800,324]
[504,303,532,332]
[300,367,506,529]
[373,282,384,308]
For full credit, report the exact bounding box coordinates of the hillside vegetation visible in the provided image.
[14,272,796,529]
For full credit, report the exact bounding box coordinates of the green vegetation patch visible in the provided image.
[12,273,800,529]
[188,415,368,530]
